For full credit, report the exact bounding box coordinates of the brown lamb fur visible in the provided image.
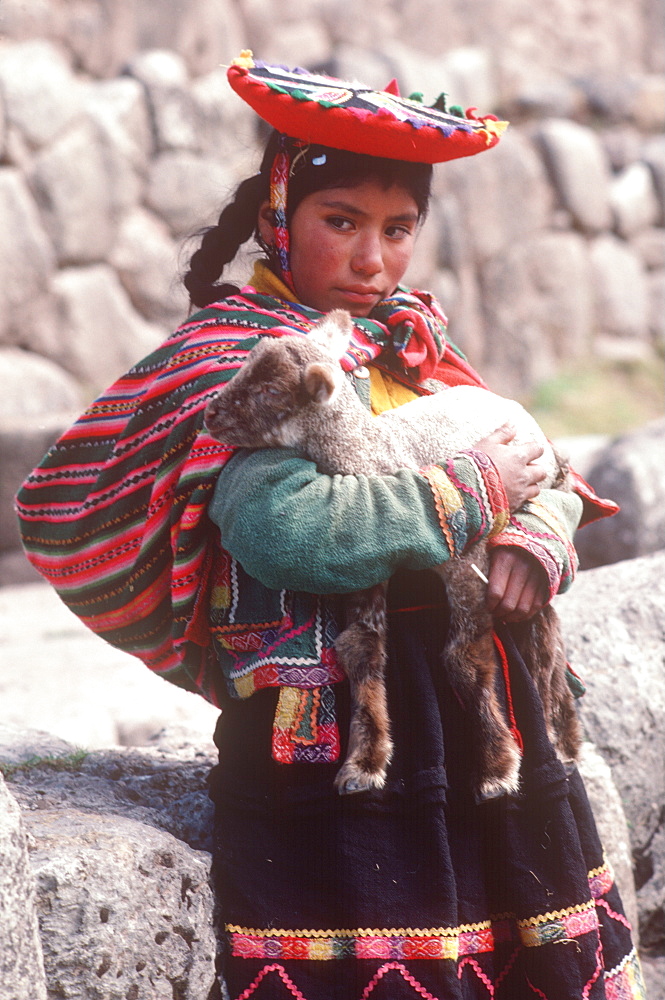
[204,311,581,797]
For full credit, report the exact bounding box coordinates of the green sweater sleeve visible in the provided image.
[208,447,508,594]
[489,488,583,598]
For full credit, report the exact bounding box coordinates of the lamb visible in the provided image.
[204,310,581,798]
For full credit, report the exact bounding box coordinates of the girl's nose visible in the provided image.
[351,232,383,275]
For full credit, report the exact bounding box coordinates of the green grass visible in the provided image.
[523,358,665,439]
[0,749,89,780]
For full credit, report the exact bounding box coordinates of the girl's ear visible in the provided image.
[303,362,343,404]
[257,199,275,245]
[309,309,354,361]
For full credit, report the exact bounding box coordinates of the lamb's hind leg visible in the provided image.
[512,605,581,766]
[440,554,522,800]
[333,583,393,795]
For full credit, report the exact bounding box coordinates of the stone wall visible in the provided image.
[0,0,663,579]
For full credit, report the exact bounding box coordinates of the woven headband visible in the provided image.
[228,51,508,164]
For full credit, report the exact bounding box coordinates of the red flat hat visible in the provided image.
[227,51,508,164]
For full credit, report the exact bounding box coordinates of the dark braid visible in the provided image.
[183,171,268,308]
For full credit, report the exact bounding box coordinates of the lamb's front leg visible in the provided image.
[333,583,393,795]
[439,551,522,800]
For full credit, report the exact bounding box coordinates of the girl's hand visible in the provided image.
[474,423,546,512]
[486,547,549,621]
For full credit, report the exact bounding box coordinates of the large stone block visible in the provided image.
[574,418,665,568]
[537,119,613,233]
[27,810,216,1000]
[146,149,236,238]
[127,50,200,154]
[51,264,165,393]
[0,409,81,555]
[479,231,594,395]
[135,0,245,77]
[0,40,83,149]
[0,774,47,1000]
[435,129,553,266]
[82,75,154,179]
[30,119,135,266]
[610,162,661,238]
[589,233,650,348]
[0,170,56,344]
[110,207,189,329]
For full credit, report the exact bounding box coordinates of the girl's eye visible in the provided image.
[386,225,413,240]
[327,216,354,232]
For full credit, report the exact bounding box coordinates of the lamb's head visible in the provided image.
[204,320,352,450]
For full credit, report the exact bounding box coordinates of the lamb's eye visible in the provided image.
[262,385,284,398]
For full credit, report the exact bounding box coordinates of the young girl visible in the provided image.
[17,55,644,1000]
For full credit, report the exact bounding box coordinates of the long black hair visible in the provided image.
[183,131,433,308]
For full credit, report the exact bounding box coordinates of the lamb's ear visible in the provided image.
[303,362,343,404]
[309,309,354,361]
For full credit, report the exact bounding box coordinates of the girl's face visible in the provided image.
[259,180,420,316]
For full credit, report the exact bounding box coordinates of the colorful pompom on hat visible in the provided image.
[228,51,508,164]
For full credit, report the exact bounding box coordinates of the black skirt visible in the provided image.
[208,571,645,1000]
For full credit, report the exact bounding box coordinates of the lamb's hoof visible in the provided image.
[476,763,521,802]
[475,780,514,803]
[334,763,387,796]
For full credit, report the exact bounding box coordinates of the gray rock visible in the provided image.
[479,230,594,396]
[642,954,665,1000]
[0,169,56,344]
[584,73,665,131]
[54,0,139,79]
[553,434,612,481]
[631,226,665,270]
[0,40,83,148]
[0,774,47,1000]
[602,125,645,172]
[109,207,189,329]
[647,269,665,348]
[30,116,143,267]
[574,419,665,568]
[589,233,650,347]
[3,732,217,853]
[0,350,83,420]
[0,406,82,554]
[0,723,217,997]
[27,809,215,1000]
[146,149,235,238]
[507,77,588,121]
[0,87,6,160]
[0,549,44,588]
[643,135,665,224]
[610,162,661,238]
[253,20,333,69]
[134,0,245,78]
[555,551,665,951]
[330,46,397,91]
[436,129,553,266]
[51,264,165,392]
[82,75,153,182]
[126,49,200,154]
[190,65,257,164]
[0,725,78,766]
[577,743,639,937]
[537,119,613,233]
